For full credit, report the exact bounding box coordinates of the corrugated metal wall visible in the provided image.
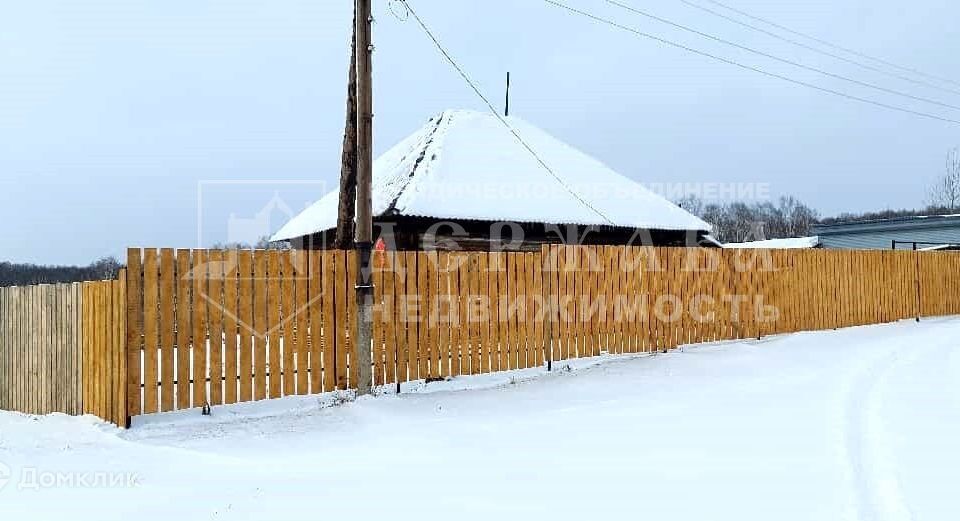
[817,224,960,250]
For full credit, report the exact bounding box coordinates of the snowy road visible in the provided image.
[1,318,959,520]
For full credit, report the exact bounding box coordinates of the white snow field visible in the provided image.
[2,318,959,521]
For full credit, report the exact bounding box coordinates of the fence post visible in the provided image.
[541,245,554,372]
[915,250,922,322]
[117,269,129,428]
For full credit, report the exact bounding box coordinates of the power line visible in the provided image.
[698,0,960,89]
[605,0,960,112]
[398,0,616,225]
[543,0,960,126]
[675,0,960,98]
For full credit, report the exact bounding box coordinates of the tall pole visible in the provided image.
[354,0,374,395]
[505,72,511,117]
[334,12,358,250]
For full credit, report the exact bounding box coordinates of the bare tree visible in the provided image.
[676,195,820,243]
[928,147,960,210]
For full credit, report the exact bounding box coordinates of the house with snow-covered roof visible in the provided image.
[272,110,713,251]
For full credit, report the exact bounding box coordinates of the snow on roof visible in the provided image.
[272,110,711,241]
[918,244,956,251]
[724,236,821,249]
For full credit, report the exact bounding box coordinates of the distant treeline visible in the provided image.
[819,205,960,225]
[677,195,819,243]
[0,257,123,288]
[677,193,960,243]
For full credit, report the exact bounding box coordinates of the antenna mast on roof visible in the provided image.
[505,72,511,117]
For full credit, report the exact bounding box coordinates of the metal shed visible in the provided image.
[812,214,960,250]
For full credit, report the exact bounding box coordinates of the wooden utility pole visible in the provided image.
[354,0,374,395]
[334,12,358,250]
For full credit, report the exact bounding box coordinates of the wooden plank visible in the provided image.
[557,248,569,360]
[117,273,128,425]
[125,249,142,418]
[267,250,282,398]
[434,252,448,380]
[335,251,349,390]
[468,254,482,374]
[373,250,386,386]
[405,252,419,381]
[54,285,62,415]
[501,251,513,370]
[384,252,398,386]
[192,250,209,407]
[1,289,6,411]
[96,283,104,418]
[414,251,428,380]
[526,253,539,367]
[280,252,296,396]
[432,253,444,377]
[395,252,410,383]
[207,250,225,405]
[252,250,268,400]
[532,251,544,366]
[176,250,192,410]
[488,253,502,373]
[346,251,358,389]
[522,251,533,365]
[100,283,108,420]
[310,251,324,394]
[293,251,309,395]
[479,253,492,374]
[223,250,239,404]
[61,285,69,415]
[158,249,175,412]
[404,252,419,382]
[322,251,337,391]
[587,248,599,357]
[109,281,118,422]
[459,253,473,374]
[86,284,93,418]
[447,253,462,377]
[0,288,5,411]
[423,251,437,379]
[142,250,159,414]
[103,282,113,422]
[1,289,7,411]
[237,251,254,402]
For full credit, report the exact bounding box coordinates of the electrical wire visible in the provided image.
[674,0,960,98]
[543,0,960,125]
[697,0,960,89]
[604,0,960,110]
[399,0,617,225]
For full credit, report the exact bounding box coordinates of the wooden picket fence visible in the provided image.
[4,246,960,427]
[123,245,960,423]
[0,276,126,424]
[124,248,357,417]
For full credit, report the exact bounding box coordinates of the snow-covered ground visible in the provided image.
[2,317,959,520]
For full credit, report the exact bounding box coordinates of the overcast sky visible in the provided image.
[2,0,958,264]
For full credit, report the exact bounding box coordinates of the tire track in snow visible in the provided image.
[838,343,923,521]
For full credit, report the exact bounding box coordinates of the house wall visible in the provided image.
[814,220,960,250]
[290,217,714,251]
